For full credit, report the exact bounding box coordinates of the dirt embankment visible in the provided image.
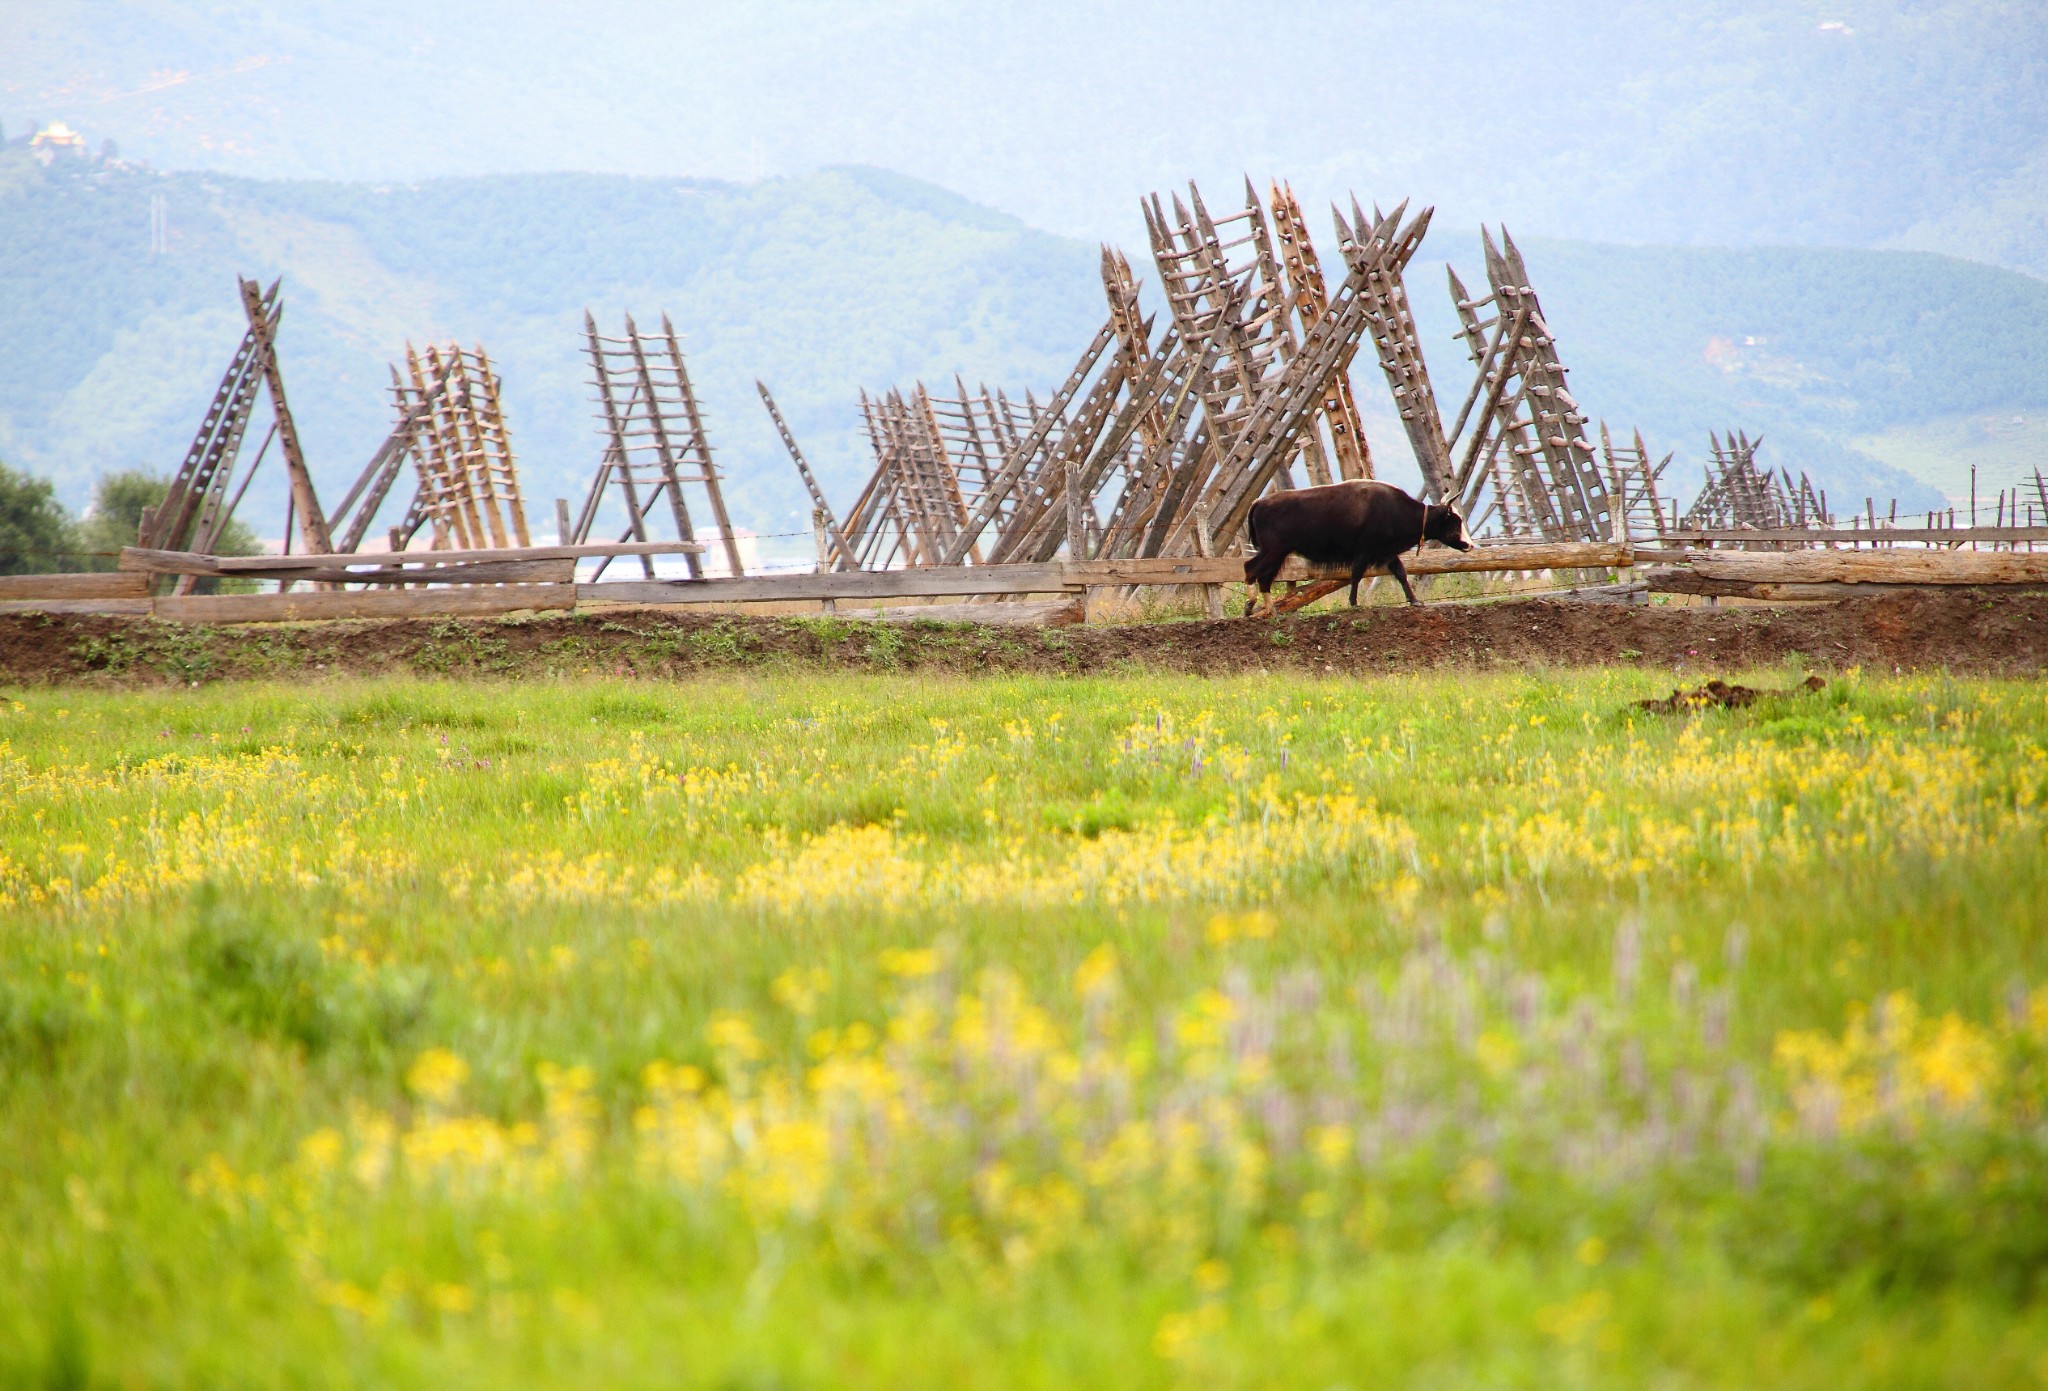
[2,591,2045,687]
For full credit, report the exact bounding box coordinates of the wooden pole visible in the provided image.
[1193,499,1225,620]
[238,277,334,555]
[1684,550,2048,586]
[1066,460,1092,621]
[584,315,658,580]
[814,509,837,614]
[279,490,295,593]
[1065,460,1087,561]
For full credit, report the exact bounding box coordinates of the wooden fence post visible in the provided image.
[555,498,575,593]
[1065,463,1095,621]
[1193,500,1226,620]
[1065,462,1087,561]
[814,509,837,613]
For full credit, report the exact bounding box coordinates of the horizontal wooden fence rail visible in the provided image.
[579,562,1079,606]
[1646,549,2048,601]
[1656,527,2048,547]
[0,586,576,623]
[149,586,578,624]
[0,543,1640,623]
[0,572,152,599]
[580,543,1637,606]
[1071,541,1632,587]
[21,541,2034,618]
[12,544,2019,620]
[117,541,704,577]
[224,558,574,588]
[1294,541,1633,580]
[0,597,159,617]
[1644,574,2025,602]
[1683,551,2048,586]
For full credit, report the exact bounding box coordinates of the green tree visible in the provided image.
[0,460,79,574]
[77,469,260,566]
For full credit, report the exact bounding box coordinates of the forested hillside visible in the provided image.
[0,151,1102,541]
[1464,236,2048,516]
[9,147,2046,548]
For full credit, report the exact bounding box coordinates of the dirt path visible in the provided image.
[3,591,2045,687]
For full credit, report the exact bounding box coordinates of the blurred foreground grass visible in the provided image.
[4,668,2048,1388]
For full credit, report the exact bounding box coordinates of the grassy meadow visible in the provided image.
[4,666,2048,1388]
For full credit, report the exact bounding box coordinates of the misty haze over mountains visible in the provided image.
[3,1,2046,543]
[8,0,2045,272]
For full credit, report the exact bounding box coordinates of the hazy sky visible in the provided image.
[6,0,2045,267]
[9,1,2043,532]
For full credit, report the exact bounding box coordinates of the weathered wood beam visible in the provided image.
[209,558,576,587]
[581,561,1080,606]
[660,313,743,578]
[1661,527,2048,545]
[799,599,1083,627]
[1644,571,2048,601]
[149,585,571,623]
[758,380,857,570]
[0,573,153,598]
[239,276,333,555]
[1071,541,1631,587]
[120,541,703,576]
[1686,551,2048,585]
[0,598,158,617]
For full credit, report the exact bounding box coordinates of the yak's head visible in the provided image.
[1426,504,1475,552]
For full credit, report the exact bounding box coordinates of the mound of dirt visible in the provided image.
[3,590,2047,687]
[1636,674,1828,713]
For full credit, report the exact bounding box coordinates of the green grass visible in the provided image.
[4,667,2048,1388]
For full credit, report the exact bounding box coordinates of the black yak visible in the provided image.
[1242,480,1472,614]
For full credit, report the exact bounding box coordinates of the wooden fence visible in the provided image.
[0,541,1622,623]
[5,536,2048,625]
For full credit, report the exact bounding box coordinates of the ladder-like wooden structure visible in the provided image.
[1681,431,1832,544]
[1270,181,1372,483]
[1445,229,1612,542]
[1600,422,1675,542]
[573,312,744,580]
[392,343,531,552]
[754,179,1694,584]
[140,276,335,591]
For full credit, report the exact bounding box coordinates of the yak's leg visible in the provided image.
[1387,555,1422,607]
[1244,553,1285,617]
[1348,560,1369,606]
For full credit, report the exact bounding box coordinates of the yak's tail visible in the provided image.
[1246,507,1259,554]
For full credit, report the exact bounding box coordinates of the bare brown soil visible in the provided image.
[3,590,2046,688]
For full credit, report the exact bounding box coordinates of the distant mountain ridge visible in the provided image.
[0,154,1106,542]
[8,148,2046,549]
[5,0,2044,278]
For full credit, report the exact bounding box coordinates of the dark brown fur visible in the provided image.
[1242,480,1473,613]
